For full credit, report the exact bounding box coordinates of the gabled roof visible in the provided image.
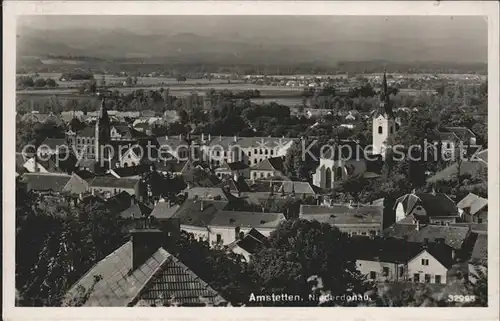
[444,127,476,140]
[395,193,458,218]
[64,241,226,307]
[150,201,180,220]
[106,191,133,213]
[109,164,150,178]
[457,193,487,215]
[226,228,267,254]
[173,199,228,227]
[90,176,140,189]
[427,150,487,183]
[22,172,72,192]
[280,181,318,195]
[299,205,383,226]
[209,211,285,229]
[470,233,487,264]
[382,224,469,250]
[186,187,229,201]
[250,157,284,172]
[351,237,454,268]
[120,203,152,219]
[154,159,189,174]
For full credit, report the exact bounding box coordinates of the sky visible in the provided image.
[17,15,488,63]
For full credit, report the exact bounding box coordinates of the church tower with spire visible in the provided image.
[95,96,111,165]
[372,69,399,157]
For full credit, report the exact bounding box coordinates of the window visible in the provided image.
[253,172,257,178]
[395,123,400,131]
[361,232,367,236]
[398,266,404,277]
[421,259,429,266]
[265,149,268,155]
[254,159,257,164]
[259,149,263,155]
[216,234,222,243]
[382,267,389,277]
[435,275,442,284]
[267,172,271,177]
[425,274,431,283]
[414,273,420,283]
[270,149,274,155]
[378,126,383,134]
[390,126,393,134]
[216,151,220,157]
[254,149,257,154]
[248,151,252,156]
[260,173,264,178]
[351,232,357,235]
[248,160,251,165]
[369,271,376,279]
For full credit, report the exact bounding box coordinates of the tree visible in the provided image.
[46,78,58,88]
[34,78,47,88]
[249,219,373,306]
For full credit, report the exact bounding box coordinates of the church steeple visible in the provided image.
[379,69,393,118]
[95,96,111,165]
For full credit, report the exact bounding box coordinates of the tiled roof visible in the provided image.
[395,193,458,218]
[382,224,470,250]
[186,187,229,201]
[438,131,459,141]
[226,161,249,171]
[64,241,226,307]
[182,168,221,188]
[22,172,72,192]
[216,177,251,194]
[470,233,487,263]
[319,140,366,160]
[150,201,180,220]
[120,203,152,219]
[351,237,454,268]
[477,149,487,163]
[281,181,318,195]
[209,211,285,229]
[457,193,487,215]
[90,177,140,189]
[250,157,284,172]
[444,127,476,140]
[154,159,189,173]
[173,199,227,227]
[226,229,267,254]
[78,126,96,137]
[427,156,487,183]
[110,164,150,178]
[299,205,383,225]
[106,192,134,213]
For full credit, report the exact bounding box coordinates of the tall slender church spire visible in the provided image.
[95,96,111,166]
[379,69,393,118]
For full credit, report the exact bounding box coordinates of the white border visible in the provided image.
[3,1,499,321]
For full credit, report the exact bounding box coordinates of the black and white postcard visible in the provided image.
[3,1,499,321]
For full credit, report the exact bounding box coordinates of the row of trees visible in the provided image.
[17,76,58,89]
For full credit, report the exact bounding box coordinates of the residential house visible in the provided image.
[225,228,267,262]
[22,172,88,194]
[23,153,77,174]
[353,237,455,284]
[108,164,151,179]
[39,138,69,156]
[154,159,195,176]
[437,127,477,156]
[20,111,63,125]
[89,176,141,199]
[457,193,487,224]
[249,157,286,181]
[63,229,227,306]
[382,223,471,259]
[394,192,460,225]
[299,204,384,236]
[216,176,251,197]
[207,210,284,247]
[214,161,250,179]
[186,187,230,202]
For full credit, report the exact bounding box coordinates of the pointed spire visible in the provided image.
[379,68,393,118]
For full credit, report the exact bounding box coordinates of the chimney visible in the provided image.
[423,238,429,248]
[165,135,168,140]
[201,133,205,142]
[431,188,436,195]
[208,134,211,141]
[415,219,420,231]
[200,200,204,211]
[219,135,222,141]
[130,228,163,270]
[233,135,237,142]
[179,134,182,140]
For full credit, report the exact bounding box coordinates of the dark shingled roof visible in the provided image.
[226,228,267,254]
[470,233,487,264]
[90,176,139,189]
[382,224,470,250]
[63,241,226,307]
[427,149,487,183]
[250,157,285,172]
[186,187,229,201]
[209,211,284,229]
[395,193,458,218]
[110,164,150,178]
[172,199,228,227]
[351,237,455,268]
[299,205,383,225]
[120,203,152,219]
[40,138,68,151]
[150,201,180,220]
[23,172,72,192]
